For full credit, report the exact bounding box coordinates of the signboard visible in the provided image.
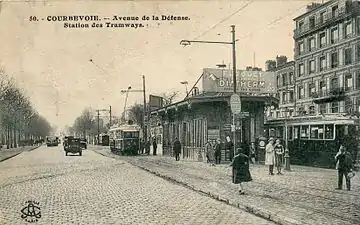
[149,95,163,111]
[230,94,241,114]
[202,68,276,94]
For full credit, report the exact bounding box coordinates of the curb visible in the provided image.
[92,149,304,225]
[0,145,41,162]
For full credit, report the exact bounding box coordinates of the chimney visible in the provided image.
[265,60,276,72]
[276,55,287,67]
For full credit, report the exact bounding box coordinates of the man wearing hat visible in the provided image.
[265,138,275,175]
[214,138,222,164]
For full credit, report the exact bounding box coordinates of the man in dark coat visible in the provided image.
[214,139,222,164]
[173,137,181,161]
[145,140,151,155]
[225,136,234,162]
[152,138,157,155]
[335,144,353,191]
[229,148,252,195]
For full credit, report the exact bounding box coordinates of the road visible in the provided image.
[0,145,275,225]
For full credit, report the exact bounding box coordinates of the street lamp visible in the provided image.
[283,107,291,171]
[181,25,239,158]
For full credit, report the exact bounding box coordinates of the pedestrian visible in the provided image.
[145,140,151,155]
[250,142,256,164]
[152,138,157,156]
[173,137,181,161]
[225,136,234,162]
[214,138,222,164]
[229,148,252,195]
[205,141,215,166]
[335,144,353,191]
[274,139,284,175]
[265,138,275,175]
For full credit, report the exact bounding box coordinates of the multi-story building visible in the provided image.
[266,0,360,168]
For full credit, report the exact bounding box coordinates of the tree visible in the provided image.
[160,91,179,106]
[127,104,144,128]
[72,108,96,137]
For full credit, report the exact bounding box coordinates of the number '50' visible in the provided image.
[29,16,37,21]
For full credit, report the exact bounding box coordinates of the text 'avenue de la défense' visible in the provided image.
[29,15,191,29]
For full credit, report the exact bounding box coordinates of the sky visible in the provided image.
[0,0,323,130]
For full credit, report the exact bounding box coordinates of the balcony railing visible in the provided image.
[311,87,346,104]
[294,6,355,39]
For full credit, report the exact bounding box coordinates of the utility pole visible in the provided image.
[109,105,112,127]
[231,25,239,158]
[142,75,147,142]
[97,110,100,145]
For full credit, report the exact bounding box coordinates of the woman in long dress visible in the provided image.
[229,148,252,195]
[265,138,275,175]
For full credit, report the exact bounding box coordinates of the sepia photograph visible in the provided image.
[0,0,359,224]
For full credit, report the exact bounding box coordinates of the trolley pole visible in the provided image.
[142,75,147,143]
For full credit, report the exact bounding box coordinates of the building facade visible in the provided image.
[266,0,360,168]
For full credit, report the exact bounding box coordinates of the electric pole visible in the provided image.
[142,75,147,142]
[97,110,100,145]
[109,105,112,127]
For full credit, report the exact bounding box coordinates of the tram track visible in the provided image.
[130,157,360,225]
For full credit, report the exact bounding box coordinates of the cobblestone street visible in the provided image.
[92,147,360,225]
[0,145,276,225]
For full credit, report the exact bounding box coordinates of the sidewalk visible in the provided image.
[0,145,41,162]
[92,146,360,225]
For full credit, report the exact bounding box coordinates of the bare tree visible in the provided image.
[127,104,144,128]
[160,91,179,106]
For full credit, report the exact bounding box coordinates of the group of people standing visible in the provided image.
[265,138,285,175]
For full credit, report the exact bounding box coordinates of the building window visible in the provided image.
[298,86,304,99]
[282,73,287,86]
[289,72,294,84]
[282,92,287,104]
[319,32,326,47]
[345,98,353,113]
[345,73,353,91]
[332,5,338,18]
[310,125,324,139]
[319,12,325,24]
[309,16,315,29]
[319,103,327,114]
[331,102,339,113]
[357,44,360,60]
[299,42,304,54]
[289,91,294,102]
[309,60,315,74]
[309,105,315,115]
[330,77,339,91]
[276,75,280,87]
[309,37,315,51]
[298,21,304,31]
[331,27,338,44]
[300,125,309,138]
[357,71,360,90]
[299,63,304,76]
[331,52,338,68]
[344,48,353,65]
[309,83,316,97]
[276,111,280,118]
[344,20,352,37]
[320,56,326,71]
[319,80,326,96]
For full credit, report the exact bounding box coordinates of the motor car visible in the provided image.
[80,138,87,149]
[64,137,82,156]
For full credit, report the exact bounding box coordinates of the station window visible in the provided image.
[293,126,299,139]
[310,125,324,139]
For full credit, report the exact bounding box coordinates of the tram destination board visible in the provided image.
[230,93,241,114]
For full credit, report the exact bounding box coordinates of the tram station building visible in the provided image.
[149,67,278,161]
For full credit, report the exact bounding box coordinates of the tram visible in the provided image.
[109,123,141,156]
[265,119,360,169]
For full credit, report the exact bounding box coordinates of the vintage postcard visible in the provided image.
[0,0,359,224]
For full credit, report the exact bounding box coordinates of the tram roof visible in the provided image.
[109,124,141,131]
